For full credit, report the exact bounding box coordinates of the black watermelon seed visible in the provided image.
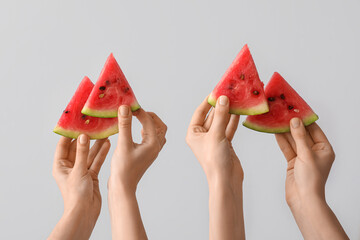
[288,105,294,110]
[81,115,87,119]
[105,80,110,85]
[64,110,69,114]
[99,86,106,90]
[253,90,259,95]
[280,94,285,100]
[268,97,275,101]
[240,74,245,80]
[124,87,130,93]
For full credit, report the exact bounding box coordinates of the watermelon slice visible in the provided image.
[208,44,269,115]
[243,72,319,133]
[82,53,140,118]
[53,77,119,139]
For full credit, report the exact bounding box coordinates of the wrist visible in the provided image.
[108,174,137,195]
[207,170,243,187]
[207,173,243,197]
[289,194,327,219]
[55,207,96,239]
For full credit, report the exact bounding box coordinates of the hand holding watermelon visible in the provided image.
[275,119,348,239]
[108,106,167,239]
[186,95,245,239]
[49,135,110,239]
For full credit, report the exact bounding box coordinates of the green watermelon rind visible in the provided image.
[53,124,119,140]
[81,103,141,118]
[208,94,269,115]
[242,113,319,134]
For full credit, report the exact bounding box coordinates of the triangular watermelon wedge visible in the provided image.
[243,72,319,133]
[208,44,269,115]
[82,53,140,118]
[53,77,118,139]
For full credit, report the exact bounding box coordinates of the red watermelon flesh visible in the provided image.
[82,53,140,118]
[243,72,319,133]
[54,77,118,139]
[208,44,269,115]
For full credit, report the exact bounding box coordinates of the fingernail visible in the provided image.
[219,96,228,106]
[291,118,300,128]
[79,134,88,144]
[119,105,129,116]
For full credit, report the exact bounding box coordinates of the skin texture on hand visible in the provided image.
[186,96,245,240]
[49,135,110,240]
[276,118,349,240]
[108,105,167,240]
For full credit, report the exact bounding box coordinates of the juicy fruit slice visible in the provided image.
[54,77,118,139]
[82,53,140,118]
[208,44,269,115]
[243,72,319,133]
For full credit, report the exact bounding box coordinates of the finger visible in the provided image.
[54,137,72,160]
[306,122,330,144]
[68,140,78,162]
[189,96,212,127]
[209,96,231,138]
[87,138,108,168]
[203,108,214,130]
[285,126,314,149]
[290,118,312,156]
[275,134,296,162]
[117,105,134,149]
[147,112,168,139]
[135,108,157,143]
[225,114,240,141]
[73,134,90,174]
[284,132,296,152]
[90,139,111,175]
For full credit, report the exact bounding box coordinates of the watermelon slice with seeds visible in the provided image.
[208,44,269,115]
[243,72,319,133]
[82,53,140,118]
[53,77,118,139]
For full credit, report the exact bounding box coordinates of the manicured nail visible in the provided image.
[79,134,88,144]
[120,105,129,116]
[291,118,300,128]
[219,96,228,106]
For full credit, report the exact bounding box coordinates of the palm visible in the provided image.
[53,137,110,216]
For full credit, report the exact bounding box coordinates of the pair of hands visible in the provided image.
[186,95,347,239]
[49,106,167,240]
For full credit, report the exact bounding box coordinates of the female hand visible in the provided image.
[108,106,167,240]
[49,135,110,240]
[276,118,348,239]
[186,95,244,240]
[186,95,242,186]
[109,106,167,193]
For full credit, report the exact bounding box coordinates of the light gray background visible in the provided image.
[0,0,359,239]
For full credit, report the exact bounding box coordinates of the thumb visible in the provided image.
[209,95,231,139]
[290,118,311,156]
[117,105,133,149]
[73,134,90,175]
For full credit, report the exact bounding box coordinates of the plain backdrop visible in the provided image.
[0,0,359,239]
